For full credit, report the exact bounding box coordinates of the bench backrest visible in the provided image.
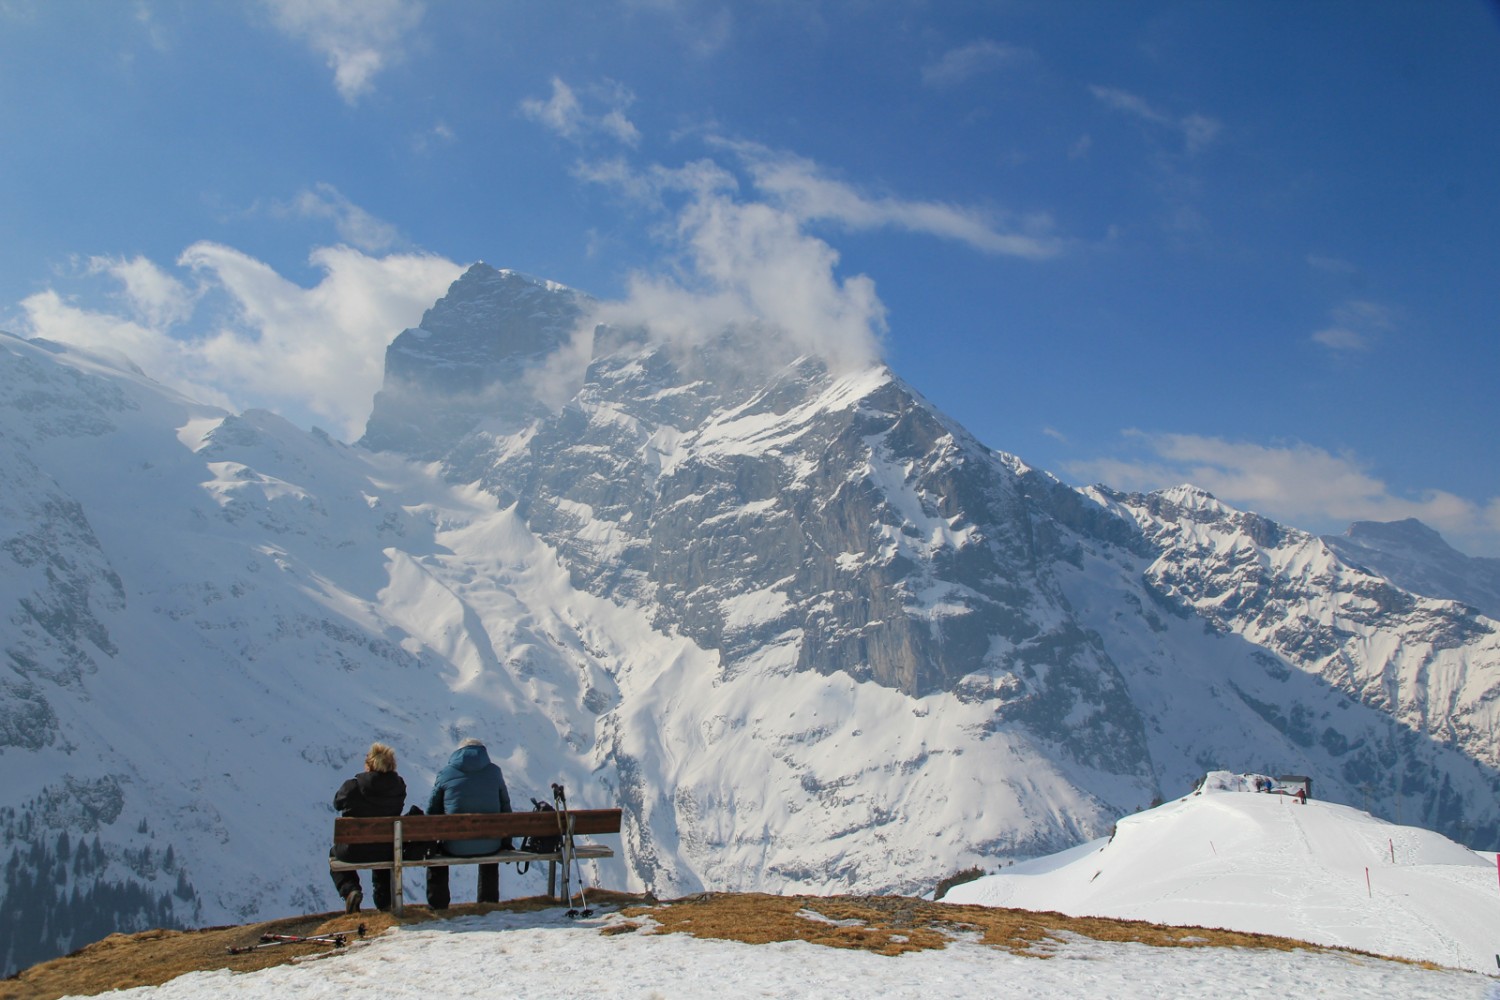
[333,808,623,846]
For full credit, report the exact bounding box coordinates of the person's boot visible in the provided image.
[478,864,499,904]
[373,871,393,911]
[427,867,450,910]
[344,888,363,914]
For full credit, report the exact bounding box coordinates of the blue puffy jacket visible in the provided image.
[427,743,513,855]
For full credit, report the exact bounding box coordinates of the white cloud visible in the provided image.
[576,155,885,375]
[613,192,885,375]
[261,0,423,104]
[1307,254,1359,275]
[1310,327,1368,352]
[720,141,1064,259]
[521,77,584,137]
[412,120,456,154]
[133,1,172,52]
[21,244,462,439]
[922,40,1036,88]
[21,289,197,392]
[621,0,732,58]
[1067,432,1500,556]
[278,183,401,252]
[86,254,195,328]
[1311,299,1394,354]
[566,134,1071,379]
[1090,85,1222,154]
[520,77,641,147]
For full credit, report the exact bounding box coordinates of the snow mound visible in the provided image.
[946,778,1500,972]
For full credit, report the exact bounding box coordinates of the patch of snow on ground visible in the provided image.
[73,905,1491,999]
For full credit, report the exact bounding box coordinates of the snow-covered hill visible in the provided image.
[3,263,1499,975]
[947,771,1500,972]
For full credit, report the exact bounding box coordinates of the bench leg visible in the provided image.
[548,860,557,901]
[392,820,405,917]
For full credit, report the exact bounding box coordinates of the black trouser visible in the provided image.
[329,849,393,909]
[425,862,499,908]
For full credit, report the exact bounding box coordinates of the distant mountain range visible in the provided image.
[1323,518,1500,621]
[2,263,1497,974]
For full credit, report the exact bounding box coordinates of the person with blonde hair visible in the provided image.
[329,741,406,913]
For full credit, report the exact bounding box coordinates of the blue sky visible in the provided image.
[2,1,1497,554]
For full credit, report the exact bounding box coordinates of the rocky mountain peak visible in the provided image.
[358,263,592,458]
[1325,518,1500,620]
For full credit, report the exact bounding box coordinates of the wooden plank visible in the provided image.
[333,808,622,845]
[329,845,613,871]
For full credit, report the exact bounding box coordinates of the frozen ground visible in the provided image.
[59,904,1494,1000]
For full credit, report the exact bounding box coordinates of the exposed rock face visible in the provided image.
[384,304,1152,779]
[360,264,590,458]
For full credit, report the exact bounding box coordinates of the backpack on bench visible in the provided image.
[516,798,563,873]
[401,805,438,861]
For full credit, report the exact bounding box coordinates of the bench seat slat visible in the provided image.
[328,845,614,871]
[333,808,623,845]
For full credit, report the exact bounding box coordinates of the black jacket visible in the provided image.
[333,770,406,862]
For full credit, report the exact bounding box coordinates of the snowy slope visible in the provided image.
[947,773,1500,973]
[0,330,687,972]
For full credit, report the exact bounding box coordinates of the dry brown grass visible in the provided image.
[0,893,632,1000]
[616,893,1344,960]
[2,890,1416,998]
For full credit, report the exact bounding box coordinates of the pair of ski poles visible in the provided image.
[227,925,366,954]
[551,782,593,918]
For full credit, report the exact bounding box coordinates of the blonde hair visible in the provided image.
[365,742,397,773]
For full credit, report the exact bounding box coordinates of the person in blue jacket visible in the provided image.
[425,737,512,908]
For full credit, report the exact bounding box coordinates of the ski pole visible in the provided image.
[567,808,593,918]
[551,782,594,917]
[552,783,579,914]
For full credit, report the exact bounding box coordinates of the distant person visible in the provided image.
[330,742,407,913]
[1296,787,1308,805]
[425,738,513,909]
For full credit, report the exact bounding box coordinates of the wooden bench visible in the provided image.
[330,808,622,915]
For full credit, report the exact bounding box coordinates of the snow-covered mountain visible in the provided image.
[1324,518,1500,621]
[3,264,1499,975]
